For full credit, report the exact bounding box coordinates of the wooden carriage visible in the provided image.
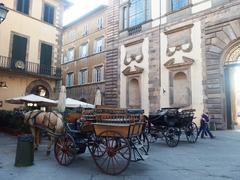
[54,106,149,175]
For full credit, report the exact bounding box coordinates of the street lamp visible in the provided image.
[0,81,7,88]
[0,3,8,24]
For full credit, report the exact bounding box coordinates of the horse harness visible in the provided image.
[26,110,61,132]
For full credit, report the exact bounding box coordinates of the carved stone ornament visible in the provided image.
[15,60,25,70]
[164,24,194,57]
[123,39,144,66]
[166,41,193,57]
[122,65,144,76]
[164,56,194,70]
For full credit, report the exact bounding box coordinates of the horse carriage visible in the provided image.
[54,107,149,175]
[146,108,198,147]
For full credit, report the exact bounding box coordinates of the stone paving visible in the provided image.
[0,130,240,180]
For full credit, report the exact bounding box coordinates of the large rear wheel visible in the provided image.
[91,130,131,175]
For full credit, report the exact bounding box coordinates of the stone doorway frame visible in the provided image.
[203,18,240,129]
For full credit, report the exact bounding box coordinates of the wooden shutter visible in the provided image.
[11,34,27,70]
[101,66,104,81]
[40,43,52,75]
[85,70,88,83]
[44,4,54,24]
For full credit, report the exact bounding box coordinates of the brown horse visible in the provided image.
[23,110,64,155]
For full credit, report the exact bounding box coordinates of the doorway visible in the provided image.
[224,65,240,129]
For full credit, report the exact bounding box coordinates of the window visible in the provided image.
[95,37,104,53]
[129,0,145,27]
[79,43,88,58]
[97,17,103,30]
[171,0,189,11]
[67,48,75,62]
[93,66,104,82]
[66,73,74,87]
[82,24,89,36]
[79,69,88,85]
[123,6,128,29]
[43,3,54,24]
[68,30,76,42]
[122,0,151,29]
[16,0,30,15]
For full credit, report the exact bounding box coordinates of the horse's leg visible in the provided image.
[46,135,54,156]
[30,127,37,150]
[35,128,40,150]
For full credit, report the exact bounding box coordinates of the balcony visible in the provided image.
[0,55,61,79]
[128,24,142,36]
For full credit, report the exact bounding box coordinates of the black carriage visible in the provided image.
[147,108,198,147]
[54,108,149,175]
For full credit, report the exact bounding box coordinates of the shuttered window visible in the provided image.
[43,3,54,24]
[92,66,104,83]
[79,69,88,85]
[17,0,30,15]
[66,73,74,87]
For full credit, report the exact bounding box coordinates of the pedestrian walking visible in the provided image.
[198,112,215,139]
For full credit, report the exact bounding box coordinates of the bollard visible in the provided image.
[15,134,34,167]
[209,122,216,131]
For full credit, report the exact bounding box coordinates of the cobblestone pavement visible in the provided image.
[0,130,240,180]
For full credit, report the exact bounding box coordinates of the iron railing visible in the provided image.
[0,55,61,79]
[128,24,142,36]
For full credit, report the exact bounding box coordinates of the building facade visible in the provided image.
[0,0,71,110]
[105,0,240,129]
[61,5,108,104]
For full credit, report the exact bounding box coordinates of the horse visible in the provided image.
[23,110,64,155]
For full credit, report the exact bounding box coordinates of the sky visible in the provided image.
[63,0,109,26]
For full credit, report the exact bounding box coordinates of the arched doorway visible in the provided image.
[224,43,240,129]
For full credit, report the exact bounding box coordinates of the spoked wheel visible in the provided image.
[89,134,106,157]
[165,127,180,147]
[130,133,149,162]
[91,130,131,175]
[54,133,76,166]
[186,122,198,143]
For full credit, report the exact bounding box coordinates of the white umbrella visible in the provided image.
[57,86,66,112]
[65,98,95,109]
[5,94,57,106]
[94,88,102,106]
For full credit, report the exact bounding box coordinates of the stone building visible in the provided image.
[61,5,108,104]
[0,0,71,110]
[105,0,240,129]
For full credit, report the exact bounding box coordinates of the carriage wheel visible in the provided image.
[186,122,198,143]
[165,127,180,147]
[130,133,149,162]
[91,130,131,175]
[89,134,106,157]
[54,133,76,166]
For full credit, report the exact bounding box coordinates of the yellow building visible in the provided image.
[62,5,108,104]
[0,0,71,110]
